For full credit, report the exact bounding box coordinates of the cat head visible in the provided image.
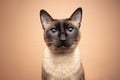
[40,8,82,53]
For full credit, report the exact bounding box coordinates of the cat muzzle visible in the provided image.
[56,40,72,48]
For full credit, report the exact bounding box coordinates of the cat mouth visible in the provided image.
[55,42,72,48]
[48,41,77,53]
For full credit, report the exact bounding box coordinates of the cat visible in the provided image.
[39,7,85,80]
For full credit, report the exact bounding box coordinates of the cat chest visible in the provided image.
[43,56,81,79]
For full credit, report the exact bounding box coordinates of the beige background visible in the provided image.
[0,0,120,80]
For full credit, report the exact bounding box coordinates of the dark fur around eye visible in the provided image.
[67,27,74,32]
[50,28,57,33]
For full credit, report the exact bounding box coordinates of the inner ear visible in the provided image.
[40,9,53,30]
[69,7,82,25]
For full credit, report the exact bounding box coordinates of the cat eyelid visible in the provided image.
[50,28,57,33]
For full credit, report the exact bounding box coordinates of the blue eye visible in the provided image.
[50,28,57,33]
[68,27,74,32]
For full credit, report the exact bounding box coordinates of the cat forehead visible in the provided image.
[55,19,68,28]
[52,19,75,28]
[45,19,78,31]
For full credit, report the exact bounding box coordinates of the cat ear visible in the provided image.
[69,7,82,27]
[40,9,53,30]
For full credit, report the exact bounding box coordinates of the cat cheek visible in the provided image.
[68,31,79,40]
[46,32,57,40]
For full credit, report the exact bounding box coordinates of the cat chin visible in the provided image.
[48,44,77,54]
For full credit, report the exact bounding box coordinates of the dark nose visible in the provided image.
[59,34,67,42]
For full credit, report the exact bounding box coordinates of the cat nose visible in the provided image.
[59,34,67,42]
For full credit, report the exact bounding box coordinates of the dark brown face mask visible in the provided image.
[40,8,82,51]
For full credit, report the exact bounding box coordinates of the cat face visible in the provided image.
[40,8,82,53]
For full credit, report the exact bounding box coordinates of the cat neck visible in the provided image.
[43,47,81,79]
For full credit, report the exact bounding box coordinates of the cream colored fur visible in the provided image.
[43,47,81,80]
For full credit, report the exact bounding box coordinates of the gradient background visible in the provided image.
[0,0,120,80]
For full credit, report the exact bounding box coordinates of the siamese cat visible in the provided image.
[39,7,85,80]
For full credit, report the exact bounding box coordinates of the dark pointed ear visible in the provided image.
[40,9,53,30]
[69,7,82,27]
